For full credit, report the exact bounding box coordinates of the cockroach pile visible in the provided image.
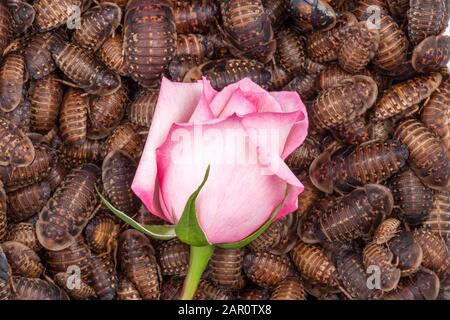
[0,0,449,300]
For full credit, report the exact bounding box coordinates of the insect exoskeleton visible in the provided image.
[158,239,189,276]
[175,34,216,58]
[270,277,307,300]
[383,268,440,300]
[61,139,106,169]
[59,88,88,145]
[98,31,127,76]
[269,62,293,90]
[286,134,323,172]
[173,0,218,34]
[210,247,244,291]
[388,230,423,276]
[88,253,118,300]
[12,276,69,300]
[239,287,269,300]
[373,218,401,245]
[283,73,317,101]
[412,36,450,73]
[0,182,6,241]
[275,27,305,74]
[127,88,158,128]
[6,222,41,252]
[413,228,448,276]
[262,0,288,29]
[104,122,144,160]
[386,0,409,19]
[286,0,337,32]
[168,55,207,83]
[32,0,82,32]
[0,246,12,300]
[84,212,120,254]
[116,275,142,300]
[54,272,97,300]
[243,251,292,289]
[0,52,25,112]
[0,241,44,278]
[195,279,233,300]
[0,117,35,167]
[332,115,372,146]
[423,189,450,248]
[407,0,448,45]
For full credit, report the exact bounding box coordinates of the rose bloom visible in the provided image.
[132,77,308,244]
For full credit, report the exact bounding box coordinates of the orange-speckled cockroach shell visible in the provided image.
[248,218,288,253]
[317,65,354,91]
[296,173,323,217]
[33,0,82,32]
[88,254,118,300]
[269,63,293,90]
[61,139,106,169]
[298,195,333,244]
[412,36,450,73]
[240,287,269,300]
[423,189,450,248]
[286,0,337,32]
[0,241,44,278]
[270,277,306,300]
[286,135,322,172]
[283,74,317,100]
[124,0,176,88]
[332,115,372,146]
[12,276,69,300]
[0,94,31,132]
[373,218,401,245]
[173,0,218,34]
[383,268,440,300]
[352,0,389,18]
[244,251,292,289]
[371,73,442,121]
[395,119,450,190]
[98,32,127,76]
[262,0,288,29]
[127,89,158,128]
[6,1,33,35]
[390,168,433,225]
[6,222,41,252]
[303,58,327,75]
[413,229,448,276]
[362,242,401,292]
[275,27,305,74]
[407,0,448,45]
[117,276,142,300]
[47,162,67,192]
[7,181,52,223]
[168,55,207,82]
[105,122,144,159]
[158,239,189,276]
[119,229,161,300]
[0,52,25,112]
[54,272,97,300]
[30,73,64,134]
[84,213,119,254]
[59,88,88,145]
[195,279,233,300]
[389,230,423,276]
[370,119,394,141]
[160,276,183,300]
[0,246,12,300]
[0,183,6,241]
[0,2,12,56]
[0,117,34,168]
[36,164,100,251]
[175,34,215,58]
[220,0,276,64]
[88,84,128,140]
[210,248,244,290]
[310,75,378,130]
[72,3,122,52]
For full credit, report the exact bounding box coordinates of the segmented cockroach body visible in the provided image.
[12,276,69,300]
[47,162,67,192]
[168,55,207,82]
[413,229,448,276]
[286,135,322,171]
[124,0,176,88]
[332,116,371,145]
[0,145,52,191]
[54,272,97,300]
[0,2,13,55]
[412,36,450,73]
[371,73,442,121]
[267,214,299,255]
[59,88,88,145]
[158,239,189,276]
[105,123,143,159]
[33,0,82,32]
[88,254,118,300]
[175,34,215,58]
[290,242,338,288]
[195,280,233,300]
[210,248,244,290]
[262,0,287,29]
[98,32,127,76]
[0,52,25,112]
[388,230,423,276]
[119,229,161,300]
[362,242,401,292]
[310,75,378,130]
[117,276,142,300]
[240,287,270,300]
[407,0,448,45]
[383,268,440,300]
[220,0,276,63]
[6,0,35,34]
[72,3,122,51]
[30,73,64,134]
[275,27,305,74]
[243,252,292,289]
[0,246,11,300]
[36,164,100,251]
[270,277,307,300]
[1,241,44,278]
[395,119,450,190]
[173,0,218,34]
[248,219,288,253]
[297,174,323,217]
[0,182,6,241]
[283,74,317,101]
[84,213,119,254]
[0,95,31,132]
[6,222,41,252]
[127,89,158,128]
[423,189,450,247]
[303,58,327,75]
[390,168,433,225]
[160,276,183,300]
[98,0,128,9]
[338,21,380,74]
[61,139,106,169]
[269,63,293,90]
[317,65,353,91]
[306,12,357,63]
[373,218,401,244]
[352,0,389,18]
[298,196,333,244]
[386,0,409,18]
[309,140,408,194]
[7,181,52,223]
[286,0,337,32]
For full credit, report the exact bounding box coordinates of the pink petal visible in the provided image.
[218,88,257,118]
[132,78,204,220]
[189,78,218,122]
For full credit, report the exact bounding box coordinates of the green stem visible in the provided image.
[181,245,215,300]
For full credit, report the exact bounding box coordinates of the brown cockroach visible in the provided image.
[72,2,122,52]
[104,122,144,160]
[175,33,215,58]
[268,214,299,255]
[297,196,333,244]
[6,222,41,252]
[29,73,64,134]
[117,275,142,300]
[413,228,448,276]
[84,213,120,254]
[306,12,358,63]
[0,93,31,132]
[332,116,372,146]
[283,74,317,101]
[362,242,401,292]
[168,55,207,82]
[370,119,394,141]
[269,63,293,90]
[0,241,44,278]
[119,229,161,300]
[412,36,450,73]
[0,246,12,300]
[386,0,409,19]
[210,248,244,290]
[407,0,448,45]
[220,0,276,64]
[124,0,176,88]
[33,0,82,31]
[6,0,35,34]
[173,0,218,34]
[0,2,13,56]
[286,0,337,32]
[338,21,380,74]
[0,52,25,112]
[262,0,287,29]
[352,0,389,18]
[127,89,158,128]
[383,268,440,300]
[303,58,327,75]
[310,75,378,130]
[309,140,408,194]
[316,64,354,91]
[54,272,97,300]
[243,251,292,289]
[373,218,401,245]
[59,88,88,145]
[195,279,233,300]
[275,27,306,74]
[0,145,52,191]
[158,239,189,276]
[389,230,423,276]
[88,254,118,300]
[160,275,183,300]
[240,287,270,300]
[296,173,323,217]
[51,41,122,96]
[98,0,128,9]
[395,119,450,190]
[36,164,100,251]
[7,181,52,223]
[61,139,106,169]
[47,162,68,192]
[0,182,6,241]
[286,134,322,172]
[184,58,272,90]
[270,277,307,300]
[390,168,433,225]
[98,32,127,76]
[371,73,442,121]
[12,276,69,300]
[248,218,288,253]
[423,189,450,247]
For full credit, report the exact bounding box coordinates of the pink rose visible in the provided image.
[132,77,308,244]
